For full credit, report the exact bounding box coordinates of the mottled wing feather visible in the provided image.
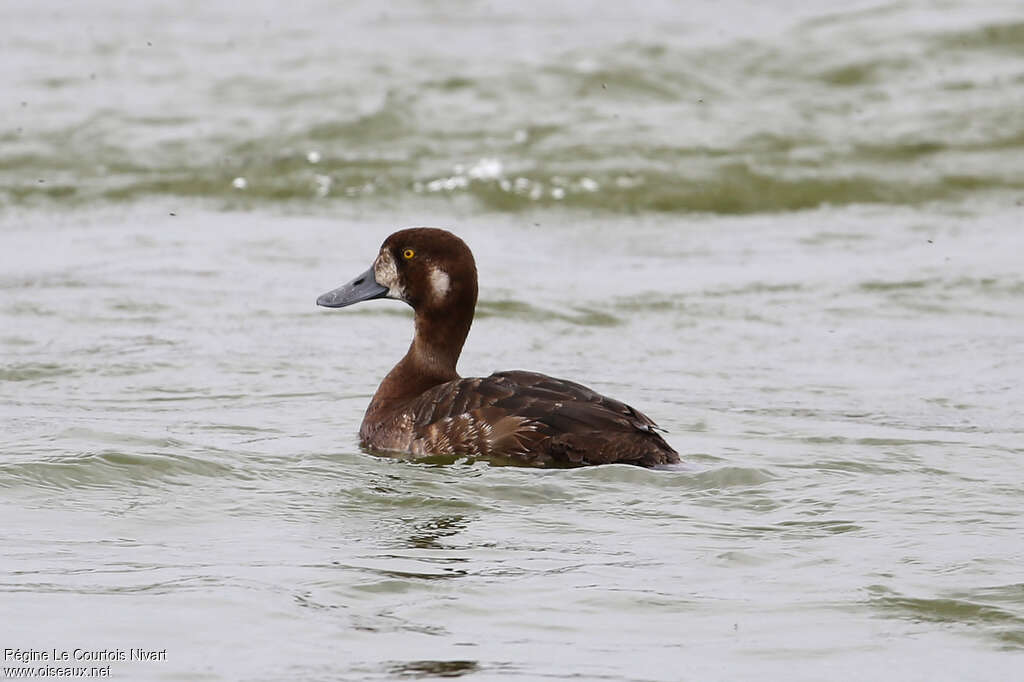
[398,370,678,467]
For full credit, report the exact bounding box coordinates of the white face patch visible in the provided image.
[374,250,405,300]
[429,266,450,301]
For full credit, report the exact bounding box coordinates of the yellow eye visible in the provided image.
[403,248,415,260]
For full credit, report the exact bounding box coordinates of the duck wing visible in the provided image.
[404,370,678,467]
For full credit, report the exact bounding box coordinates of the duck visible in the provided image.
[316,227,678,467]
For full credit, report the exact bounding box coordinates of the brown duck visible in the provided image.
[317,228,678,467]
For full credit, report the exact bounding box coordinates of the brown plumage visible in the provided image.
[317,228,678,468]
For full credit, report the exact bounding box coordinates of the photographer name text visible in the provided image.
[4,648,166,664]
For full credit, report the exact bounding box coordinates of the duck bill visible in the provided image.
[317,266,388,308]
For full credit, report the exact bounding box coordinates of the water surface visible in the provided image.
[2,1,1024,680]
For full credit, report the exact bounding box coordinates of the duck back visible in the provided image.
[360,370,679,467]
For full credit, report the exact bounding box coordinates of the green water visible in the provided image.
[2,1,1024,680]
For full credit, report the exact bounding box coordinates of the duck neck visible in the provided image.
[371,301,475,407]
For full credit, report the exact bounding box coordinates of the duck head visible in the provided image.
[317,227,478,315]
